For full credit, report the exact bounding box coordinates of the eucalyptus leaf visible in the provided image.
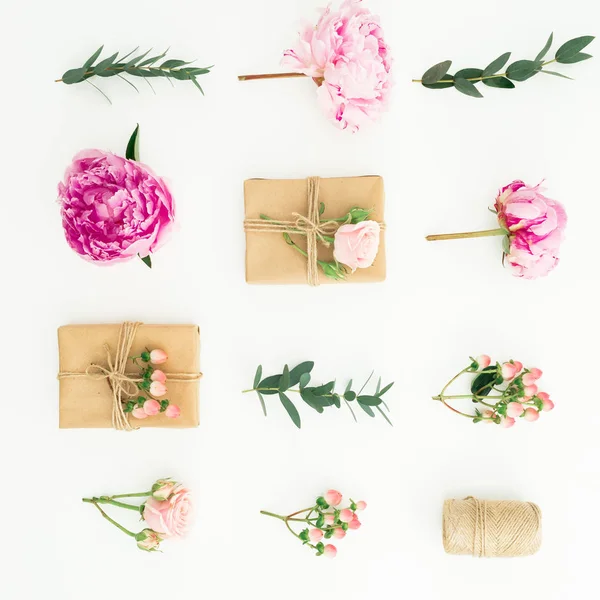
[423,74,454,90]
[258,374,281,395]
[279,364,290,392]
[83,46,104,69]
[541,70,574,79]
[556,52,592,64]
[62,68,87,84]
[483,77,515,88]
[454,77,483,98]
[357,395,382,406]
[421,60,452,84]
[482,52,511,76]
[376,377,381,395]
[344,391,356,401]
[312,381,335,396]
[506,59,539,81]
[535,33,554,62]
[125,124,140,161]
[345,379,353,394]
[358,402,375,417]
[300,389,324,413]
[289,361,314,386]
[331,394,341,409]
[253,365,262,389]
[555,36,594,62]
[378,382,394,396]
[95,52,119,72]
[139,254,151,268]
[160,59,189,69]
[454,68,483,80]
[279,392,301,428]
[299,372,311,389]
[257,391,267,417]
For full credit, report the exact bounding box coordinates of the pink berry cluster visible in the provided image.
[125,349,181,420]
[261,489,366,558]
[433,355,554,428]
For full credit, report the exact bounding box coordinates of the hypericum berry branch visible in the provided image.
[261,490,366,558]
[433,355,555,428]
[414,33,594,98]
[244,362,393,428]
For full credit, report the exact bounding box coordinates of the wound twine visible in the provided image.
[244,176,385,286]
[442,497,542,558]
[58,321,202,431]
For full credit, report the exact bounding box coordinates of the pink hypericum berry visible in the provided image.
[513,361,523,373]
[501,417,516,429]
[332,528,346,540]
[323,544,337,558]
[309,528,324,543]
[506,402,525,418]
[150,381,167,397]
[151,369,167,384]
[355,501,367,511]
[476,355,491,369]
[524,408,540,422]
[324,514,335,526]
[501,362,518,380]
[481,409,495,423]
[165,404,181,419]
[131,406,147,419]
[324,490,342,506]
[538,393,554,412]
[348,517,361,530]
[523,369,542,385]
[524,384,538,397]
[339,509,355,523]
[143,399,161,416]
[149,349,168,364]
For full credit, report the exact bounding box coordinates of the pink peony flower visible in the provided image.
[339,509,355,523]
[355,500,367,511]
[136,529,163,552]
[324,514,335,526]
[58,150,175,264]
[506,402,525,418]
[152,479,179,501]
[501,416,516,429]
[332,528,346,539]
[495,180,567,280]
[333,221,381,271]
[151,369,167,384]
[131,406,147,419]
[501,362,519,381]
[150,349,168,364]
[323,544,337,558]
[165,404,181,419]
[476,355,491,369]
[143,399,161,416]
[524,408,540,422]
[281,0,393,132]
[309,528,324,543]
[324,489,343,507]
[143,484,192,538]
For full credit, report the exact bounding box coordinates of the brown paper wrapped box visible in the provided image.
[58,324,200,429]
[244,176,386,284]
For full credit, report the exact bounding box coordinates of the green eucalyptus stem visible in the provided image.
[82,500,137,538]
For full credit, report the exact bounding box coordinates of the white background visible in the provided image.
[2,0,599,598]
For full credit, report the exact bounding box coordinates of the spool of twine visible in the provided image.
[442,497,542,557]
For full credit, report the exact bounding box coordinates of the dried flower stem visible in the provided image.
[237,72,307,81]
[426,228,506,241]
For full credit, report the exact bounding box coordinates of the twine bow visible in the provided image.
[58,321,202,431]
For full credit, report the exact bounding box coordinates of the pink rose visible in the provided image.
[136,529,163,552]
[495,180,567,279]
[143,484,192,538]
[58,150,175,264]
[333,221,380,271]
[324,489,343,506]
[281,0,393,132]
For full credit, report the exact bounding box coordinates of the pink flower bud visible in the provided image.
[149,349,168,365]
[355,500,367,511]
[332,528,346,539]
[476,355,491,369]
[131,406,147,419]
[538,393,554,412]
[524,408,540,422]
[143,399,161,416]
[323,544,337,558]
[165,404,181,419]
[501,362,518,380]
[150,381,167,397]
[324,514,335,526]
[512,361,523,373]
[506,402,525,418]
[523,369,542,385]
[482,409,495,424]
[524,384,538,397]
[136,529,163,552]
[309,528,324,543]
[501,417,516,429]
[151,369,167,384]
[324,489,342,506]
[339,509,355,523]
[348,517,361,530]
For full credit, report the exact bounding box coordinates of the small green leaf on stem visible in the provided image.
[289,361,314,386]
[299,372,311,389]
[358,402,375,417]
[378,382,394,396]
[83,46,104,69]
[422,60,452,84]
[357,395,382,406]
[454,68,483,80]
[506,59,539,81]
[258,374,282,395]
[541,70,573,79]
[257,391,267,417]
[253,365,262,389]
[535,33,554,62]
[126,124,140,161]
[454,77,483,98]
[555,36,594,62]
[556,52,592,64]
[62,68,87,84]
[139,254,152,268]
[483,52,511,76]
[279,365,290,392]
[279,392,301,428]
[483,77,515,88]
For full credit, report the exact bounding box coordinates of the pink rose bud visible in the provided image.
[165,404,181,419]
[324,489,343,506]
[324,514,335,526]
[152,479,178,501]
[149,349,168,364]
[501,362,518,380]
[355,500,367,511]
[131,406,148,419]
[476,355,491,369]
[143,399,161,416]
[151,369,167,384]
[323,544,337,558]
[524,384,538,397]
[524,408,540,422]
[309,528,324,543]
[501,417,516,429]
[333,221,381,271]
[150,381,167,397]
[506,402,525,418]
[136,529,163,552]
[348,517,361,530]
[332,528,346,540]
[339,509,355,523]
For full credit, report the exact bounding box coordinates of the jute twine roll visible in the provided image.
[442,497,542,557]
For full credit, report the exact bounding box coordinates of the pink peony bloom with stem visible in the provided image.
[58,150,175,264]
[323,544,337,558]
[281,0,393,132]
[324,489,343,506]
[495,181,567,280]
[143,484,192,538]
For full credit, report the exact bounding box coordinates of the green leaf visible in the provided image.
[319,202,325,215]
[94,52,119,72]
[331,394,341,409]
[126,124,140,161]
[376,405,393,426]
[502,236,510,254]
[300,388,325,413]
[139,50,168,67]
[471,366,497,397]
[358,402,375,417]
[62,68,87,84]
[535,33,554,62]
[357,395,382,406]
[124,49,151,69]
[279,365,290,392]
[483,77,515,88]
[257,391,267,417]
[253,365,262,389]
[556,52,592,64]
[421,60,452,85]
[376,377,381,395]
[482,52,511,76]
[454,77,483,98]
[496,403,507,417]
[454,68,483,80]
[423,73,454,89]
[312,381,335,396]
[299,372,311,390]
[190,77,205,95]
[541,70,574,79]
[279,392,301,428]
[258,374,281,395]
[378,382,394,396]
[83,46,104,69]
[345,379,353,394]
[160,59,189,69]
[344,391,356,401]
[555,36,594,62]
[506,59,540,81]
[139,254,151,268]
[289,361,314,386]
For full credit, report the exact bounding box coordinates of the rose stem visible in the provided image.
[426,228,506,241]
[83,500,136,537]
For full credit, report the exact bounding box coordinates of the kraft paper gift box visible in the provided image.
[244,176,386,284]
[58,323,200,429]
